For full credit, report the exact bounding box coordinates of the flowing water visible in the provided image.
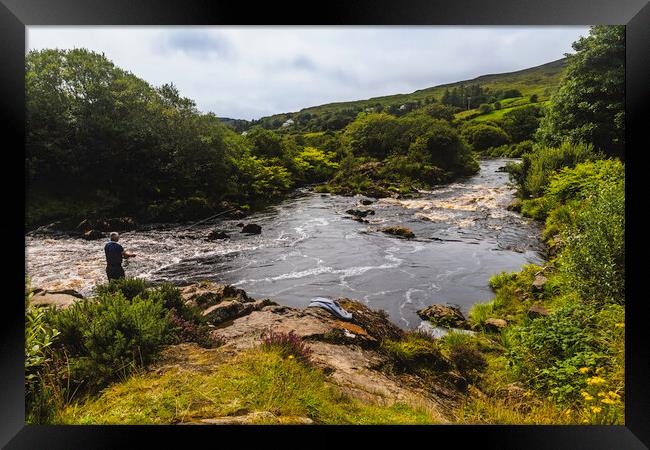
[26,158,542,328]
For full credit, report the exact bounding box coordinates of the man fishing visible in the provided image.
[104,232,137,281]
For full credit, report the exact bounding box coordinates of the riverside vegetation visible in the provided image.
[25,25,625,424]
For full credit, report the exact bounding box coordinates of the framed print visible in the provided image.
[2,0,648,448]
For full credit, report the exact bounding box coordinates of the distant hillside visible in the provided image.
[250,57,567,132]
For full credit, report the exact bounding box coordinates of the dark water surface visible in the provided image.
[26,159,542,328]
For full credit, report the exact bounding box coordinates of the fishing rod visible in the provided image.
[184,208,239,231]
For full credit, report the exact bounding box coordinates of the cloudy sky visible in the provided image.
[27,26,589,120]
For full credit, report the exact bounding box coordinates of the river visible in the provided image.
[26,158,542,328]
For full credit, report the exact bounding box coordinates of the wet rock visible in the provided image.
[77,217,136,232]
[381,226,415,239]
[180,282,251,309]
[531,275,548,292]
[484,318,507,332]
[237,223,262,234]
[346,209,375,218]
[527,305,549,319]
[360,199,374,206]
[417,304,468,329]
[207,230,229,240]
[82,229,104,240]
[203,298,275,324]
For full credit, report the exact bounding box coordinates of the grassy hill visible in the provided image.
[243,58,566,132]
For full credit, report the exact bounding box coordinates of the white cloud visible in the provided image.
[27,26,590,120]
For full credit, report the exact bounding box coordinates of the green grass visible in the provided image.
[58,347,438,425]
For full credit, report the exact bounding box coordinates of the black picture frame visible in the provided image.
[2,0,648,448]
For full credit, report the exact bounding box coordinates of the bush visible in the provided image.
[478,104,493,115]
[95,277,149,301]
[261,330,312,364]
[449,343,488,382]
[292,146,339,182]
[558,180,625,305]
[382,332,450,373]
[26,290,61,423]
[46,291,172,391]
[507,302,624,407]
[169,310,223,348]
[520,141,598,198]
[462,124,510,152]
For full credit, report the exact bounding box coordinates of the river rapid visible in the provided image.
[26,158,542,328]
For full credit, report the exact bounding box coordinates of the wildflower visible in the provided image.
[581,393,594,401]
[288,355,295,360]
[578,367,590,374]
[597,392,606,397]
[601,398,617,405]
[607,391,620,399]
[615,322,625,328]
[591,406,602,414]
[587,376,606,386]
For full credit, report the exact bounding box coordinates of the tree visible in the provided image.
[478,103,493,115]
[462,124,511,152]
[535,25,625,158]
[502,105,543,143]
[245,127,283,158]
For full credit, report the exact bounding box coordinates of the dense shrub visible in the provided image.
[95,277,149,301]
[462,124,511,152]
[45,292,172,390]
[558,180,625,305]
[292,146,339,182]
[501,105,543,143]
[478,104,493,115]
[448,343,488,382]
[261,330,313,363]
[25,290,61,423]
[382,332,450,373]
[169,310,223,348]
[507,302,624,407]
[519,142,598,198]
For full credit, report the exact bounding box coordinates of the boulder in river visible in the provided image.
[346,209,375,218]
[207,230,230,240]
[82,229,104,240]
[416,304,469,329]
[77,217,136,232]
[237,223,262,234]
[381,226,415,239]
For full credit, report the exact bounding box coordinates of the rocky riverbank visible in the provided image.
[32,281,474,424]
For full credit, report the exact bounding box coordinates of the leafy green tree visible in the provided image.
[462,124,511,151]
[501,105,543,143]
[478,104,493,114]
[245,127,284,158]
[536,25,625,158]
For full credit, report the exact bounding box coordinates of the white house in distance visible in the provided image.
[281,118,295,128]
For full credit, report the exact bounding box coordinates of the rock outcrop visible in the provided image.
[207,230,229,240]
[417,304,469,329]
[237,223,262,234]
[29,289,84,309]
[381,226,415,239]
[160,283,463,422]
